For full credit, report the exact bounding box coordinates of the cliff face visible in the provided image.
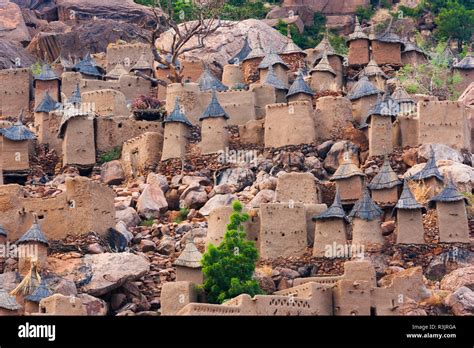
[282,0,370,15]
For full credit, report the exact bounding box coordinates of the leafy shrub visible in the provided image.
[99,147,121,164]
[355,5,375,21]
[173,208,190,223]
[275,12,327,50]
[201,200,263,304]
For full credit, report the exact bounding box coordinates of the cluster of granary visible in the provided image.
[1,20,473,182]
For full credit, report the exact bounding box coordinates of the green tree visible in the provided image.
[275,12,326,50]
[434,0,474,48]
[201,200,263,304]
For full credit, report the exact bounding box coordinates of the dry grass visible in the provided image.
[408,180,431,205]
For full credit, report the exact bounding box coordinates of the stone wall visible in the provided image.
[106,43,153,73]
[82,89,129,117]
[95,117,162,154]
[0,176,115,241]
[121,132,163,178]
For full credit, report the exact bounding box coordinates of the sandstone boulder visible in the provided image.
[418,143,464,163]
[115,207,140,228]
[146,173,169,193]
[101,160,125,185]
[248,189,275,208]
[137,183,168,218]
[445,286,474,316]
[157,19,289,73]
[441,266,474,292]
[199,193,238,216]
[324,140,360,174]
[0,0,30,43]
[179,183,208,209]
[217,167,255,192]
[78,293,108,316]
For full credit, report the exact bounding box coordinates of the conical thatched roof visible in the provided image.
[361,58,388,78]
[428,180,469,208]
[0,288,21,311]
[68,83,81,105]
[0,122,36,141]
[310,52,336,75]
[331,155,365,181]
[243,34,265,61]
[394,180,424,211]
[17,220,49,246]
[24,281,52,303]
[258,49,288,70]
[106,63,128,80]
[199,89,229,121]
[368,158,402,190]
[163,97,192,127]
[34,64,60,82]
[349,187,383,221]
[174,240,202,268]
[262,65,288,91]
[366,93,398,122]
[454,53,474,70]
[35,91,61,113]
[131,54,153,72]
[402,41,427,57]
[73,53,102,77]
[348,17,369,42]
[198,67,228,92]
[229,37,252,64]
[347,76,382,101]
[409,149,444,182]
[286,71,314,98]
[312,189,348,222]
[392,85,415,105]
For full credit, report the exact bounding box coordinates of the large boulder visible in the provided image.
[445,286,474,316]
[0,38,35,68]
[47,252,150,296]
[56,0,156,25]
[323,141,360,174]
[0,0,30,43]
[404,159,474,193]
[441,266,474,292]
[27,19,150,62]
[199,193,237,216]
[101,160,125,185]
[115,207,141,228]
[157,19,290,73]
[418,143,464,163]
[179,183,209,209]
[137,183,168,219]
[217,167,255,192]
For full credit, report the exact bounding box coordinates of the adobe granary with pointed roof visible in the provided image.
[402,41,428,66]
[262,65,288,103]
[73,53,102,79]
[0,117,36,178]
[347,17,370,66]
[330,152,366,204]
[258,48,289,85]
[367,93,398,157]
[286,71,314,102]
[428,180,470,243]
[311,34,344,89]
[369,158,402,206]
[229,36,251,65]
[130,53,154,77]
[312,189,349,257]
[279,29,307,72]
[371,25,404,66]
[68,83,82,106]
[197,67,228,92]
[392,85,415,115]
[407,147,444,199]
[347,76,382,124]
[394,180,426,245]
[33,64,61,107]
[310,53,337,93]
[241,33,265,84]
[162,97,193,161]
[174,239,203,284]
[199,89,230,155]
[360,58,388,90]
[453,52,474,92]
[349,187,384,248]
[105,63,128,81]
[17,217,49,276]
